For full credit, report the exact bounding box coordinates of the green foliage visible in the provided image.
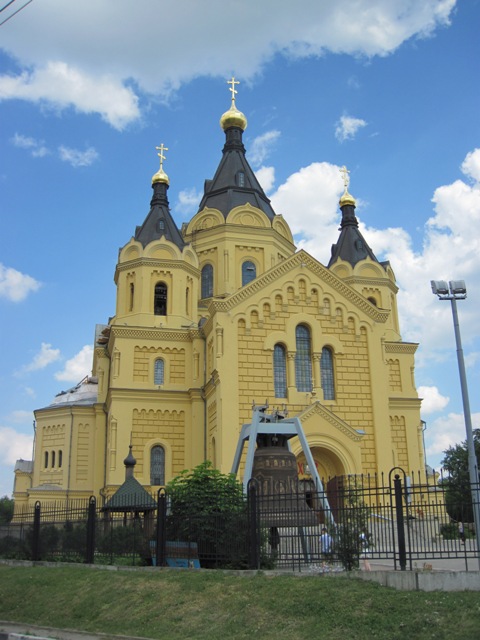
[0,496,14,524]
[0,535,28,559]
[334,476,371,571]
[167,461,245,516]
[441,428,480,522]
[166,461,249,569]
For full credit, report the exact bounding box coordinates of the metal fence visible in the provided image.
[1,468,478,571]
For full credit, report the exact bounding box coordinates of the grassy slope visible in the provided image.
[0,565,479,640]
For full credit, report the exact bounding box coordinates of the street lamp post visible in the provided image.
[431,280,480,568]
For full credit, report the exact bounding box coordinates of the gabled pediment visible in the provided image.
[298,401,365,442]
[209,249,389,323]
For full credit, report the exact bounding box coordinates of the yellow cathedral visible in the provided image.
[13,85,424,509]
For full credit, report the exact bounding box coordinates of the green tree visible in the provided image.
[0,496,14,524]
[166,461,249,568]
[441,429,480,522]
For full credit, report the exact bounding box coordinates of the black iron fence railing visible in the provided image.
[1,468,478,571]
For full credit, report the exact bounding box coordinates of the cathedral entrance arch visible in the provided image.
[296,446,345,485]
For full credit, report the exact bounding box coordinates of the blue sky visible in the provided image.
[1,0,479,497]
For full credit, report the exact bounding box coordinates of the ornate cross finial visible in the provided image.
[339,165,350,193]
[227,76,239,106]
[155,143,168,171]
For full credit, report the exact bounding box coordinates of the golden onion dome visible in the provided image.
[152,167,169,186]
[339,190,356,207]
[220,104,248,131]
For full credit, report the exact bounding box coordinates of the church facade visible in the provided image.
[14,88,424,509]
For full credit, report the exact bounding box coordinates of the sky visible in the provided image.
[1,0,479,498]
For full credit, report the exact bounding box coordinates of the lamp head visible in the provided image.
[449,280,467,296]
[431,280,449,296]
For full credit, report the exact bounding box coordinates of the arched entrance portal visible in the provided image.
[296,446,345,484]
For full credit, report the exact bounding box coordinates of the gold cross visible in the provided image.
[339,165,350,192]
[155,143,168,171]
[227,76,239,105]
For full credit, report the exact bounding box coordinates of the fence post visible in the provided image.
[393,474,407,571]
[156,490,167,567]
[32,501,41,561]
[248,480,260,570]
[85,496,96,564]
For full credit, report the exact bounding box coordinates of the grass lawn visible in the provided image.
[0,565,479,640]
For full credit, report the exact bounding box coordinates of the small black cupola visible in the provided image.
[134,143,185,249]
[328,166,380,269]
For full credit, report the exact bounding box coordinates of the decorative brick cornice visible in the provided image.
[342,275,398,294]
[116,258,199,278]
[110,326,200,342]
[384,342,419,354]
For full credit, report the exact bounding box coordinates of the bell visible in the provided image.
[251,435,317,527]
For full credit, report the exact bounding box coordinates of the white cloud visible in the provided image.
[461,148,480,183]
[255,166,275,193]
[175,187,202,215]
[11,133,50,157]
[9,410,34,424]
[248,130,281,167]
[22,342,61,373]
[0,263,42,302]
[0,426,33,466]
[58,145,99,167]
[270,161,343,247]
[0,62,140,130]
[55,345,93,382]
[425,412,480,461]
[418,386,449,415]
[0,1,455,127]
[335,115,367,142]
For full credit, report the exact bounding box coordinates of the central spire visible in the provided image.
[197,77,275,220]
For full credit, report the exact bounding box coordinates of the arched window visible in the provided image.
[201,264,213,299]
[51,450,56,468]
[273,344,287,398]
[154,358,165,385]
[236,171,245,187]
[321,347,335,400]
[295,325,312,392]
[44,451,49,469]
[150,446,165,485]
[129,283,135,312]
[58,450,63,468]
[242,260,256,286]
[154,282,167,315]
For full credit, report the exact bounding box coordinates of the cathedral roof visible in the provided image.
[49,376,98,407]
[196,79,276,220]
[328,175,381,269]
[134,145,185,250]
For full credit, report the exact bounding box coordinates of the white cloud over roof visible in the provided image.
[0,0,455,128]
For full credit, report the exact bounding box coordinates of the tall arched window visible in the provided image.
[44,451,49,469]
[321,347,335,400]
[201,264,214,299]
[51,450,56,468]
[58,450,63,468]
[154,282,167,315]
[273,344,287,398]
[150,445,165,485]
[295,324,312,392]
[154,358,165,385]
[129,283,135,312]
[242,260,256,286]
